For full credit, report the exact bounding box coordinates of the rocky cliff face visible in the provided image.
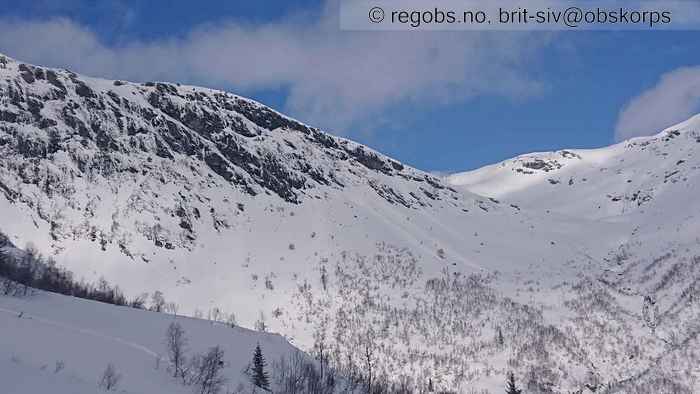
[0,53,469,255]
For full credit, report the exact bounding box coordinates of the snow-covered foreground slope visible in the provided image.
[1,52,700,392]
[0,289,305,394]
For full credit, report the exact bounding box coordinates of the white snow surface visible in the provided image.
[2,53,700,393]
[0,289,302,394]
[448,114,700,222]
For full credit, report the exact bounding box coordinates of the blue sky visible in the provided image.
[0,0,699,172]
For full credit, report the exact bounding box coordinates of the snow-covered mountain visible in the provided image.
[448,115,700,222]
[1,53,699,393]
[445,119,700,392]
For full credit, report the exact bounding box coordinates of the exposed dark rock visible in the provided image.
[369,179,411,208]
[522,158,563,172]
[0,56,469,253]
[390,160,404,171]
[204,151,234,181]
[229,96,310,134]
[424,176,445,190]
[18,64,35,84]
[33,67,46,80]
[230,116,257,137]
[39,118,58,130]
[523,159,548,170]
[561,150,582,160]
[217,134,260,173]
[154,137,174,159]
[310,130,339,149]
[26,98,43,120]
[46,70,67,94]
[72,78,96,98]
[421,188,438,201]
[0,110,18,123]
[257,152,304,203]
[349,146,392,174]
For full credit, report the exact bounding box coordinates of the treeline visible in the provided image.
[164,321,344,394]
[0,238,170,311]
[0,236,526,393]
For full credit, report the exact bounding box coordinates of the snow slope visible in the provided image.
[1,53,700,392]
[448,114,700,222]
[0,289,307,394]
[0,52,619,329]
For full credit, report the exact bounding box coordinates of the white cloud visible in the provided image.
[0,1,548,134]
[615,66,700,141]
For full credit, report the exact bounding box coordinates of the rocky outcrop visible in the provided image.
[0,53,466,254]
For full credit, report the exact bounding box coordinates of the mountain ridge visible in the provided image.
[448,114,700,221]
[2,53,700,393]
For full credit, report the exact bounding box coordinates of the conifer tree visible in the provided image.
[505,372,522,394]
[251,343,270,391]
[496,326,505,347]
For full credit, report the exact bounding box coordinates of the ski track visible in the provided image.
[0,305,159,358]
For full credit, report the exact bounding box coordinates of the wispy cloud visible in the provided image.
[615,66,700,141]
[0,1,547,134]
